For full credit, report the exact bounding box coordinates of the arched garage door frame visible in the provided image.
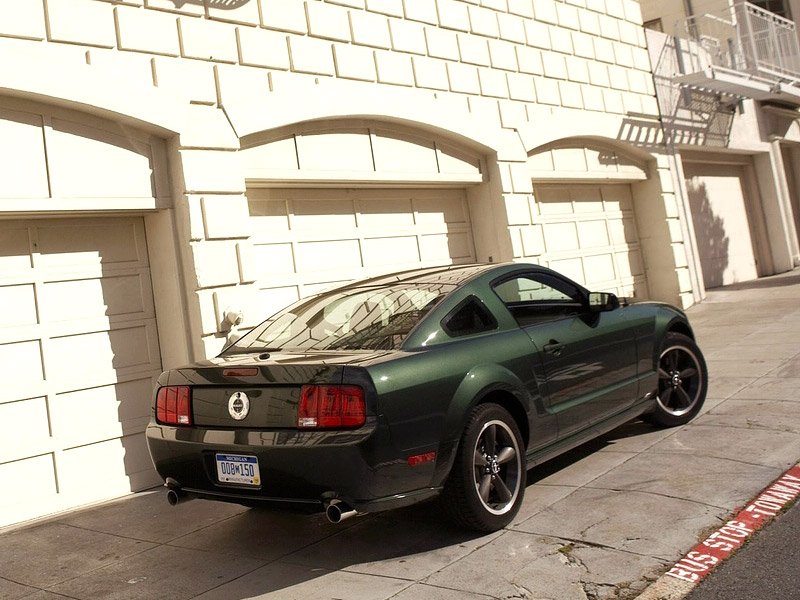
[0,54,215,525]
[0,94,181,527]
[526,137,652,300]
[235,114,516,320]
[524,130,693,306]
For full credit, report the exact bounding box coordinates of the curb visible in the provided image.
[637,463,800,600]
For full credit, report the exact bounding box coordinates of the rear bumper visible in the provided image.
[145,421,442,513]
[162,479,441,514]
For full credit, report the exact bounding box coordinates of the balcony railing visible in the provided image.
[680,1,800,83]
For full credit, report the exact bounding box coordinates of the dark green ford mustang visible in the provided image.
[146,263,707,531]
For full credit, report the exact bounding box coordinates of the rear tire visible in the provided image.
[441,403,525,532]
[645,332,707,428]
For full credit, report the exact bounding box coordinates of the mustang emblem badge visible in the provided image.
[228,391,250,420]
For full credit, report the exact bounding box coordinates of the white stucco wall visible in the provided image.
[0,0,689,362]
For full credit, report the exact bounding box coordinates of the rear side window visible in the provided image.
[442,296,497,338]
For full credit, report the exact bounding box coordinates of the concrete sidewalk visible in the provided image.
[3,271,800,600]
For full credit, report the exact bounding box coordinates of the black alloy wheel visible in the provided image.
[647,332,708,427]
[473,419,522,515]
[441,403,525,531]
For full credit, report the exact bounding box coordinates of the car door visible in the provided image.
[492,272,639,438]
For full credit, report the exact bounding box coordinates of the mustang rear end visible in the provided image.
[145,354,441,520]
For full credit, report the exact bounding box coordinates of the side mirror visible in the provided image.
[588,292,619,313]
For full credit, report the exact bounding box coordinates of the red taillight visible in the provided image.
[298,385,366,430]
[156,386,192,426]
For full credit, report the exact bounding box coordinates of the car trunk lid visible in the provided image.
[164,350,384,428]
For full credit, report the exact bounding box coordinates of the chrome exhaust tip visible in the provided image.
[325,499,358,524]
[165,485,192,506]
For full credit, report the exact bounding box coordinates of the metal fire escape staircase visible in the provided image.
[673,2,800,106]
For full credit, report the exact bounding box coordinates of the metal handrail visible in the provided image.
[680,1,800,81]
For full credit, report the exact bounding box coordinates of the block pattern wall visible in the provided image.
[0,0,684,357]
[0,0,656,126]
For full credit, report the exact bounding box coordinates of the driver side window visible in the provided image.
[493,273,583,326]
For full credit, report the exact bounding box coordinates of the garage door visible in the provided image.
[532,184,649,299]
[684,162,761,288]
[781,146,800,258]
[247,188,476,316]
[0,217,162,526]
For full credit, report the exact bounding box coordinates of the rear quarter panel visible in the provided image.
[364,328,547,465]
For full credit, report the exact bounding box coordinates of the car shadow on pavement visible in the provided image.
[527,436,611,484]
[0,486,492,599]
[176,419,664,598]
[527,418,656,485]
[159,497,492,599]
[0,419,663,600]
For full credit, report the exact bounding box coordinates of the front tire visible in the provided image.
[441,403,525,532]
[645,332,708,427]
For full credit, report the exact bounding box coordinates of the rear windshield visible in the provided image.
[225,283,455,353]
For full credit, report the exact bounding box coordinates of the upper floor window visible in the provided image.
[751,0,790,19]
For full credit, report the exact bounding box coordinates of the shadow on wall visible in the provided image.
[615,107,733,152]
[686,179,729,289]
[616,115,665,150]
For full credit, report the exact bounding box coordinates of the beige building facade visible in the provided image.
[0,0,691,527]
[642,0,800,296]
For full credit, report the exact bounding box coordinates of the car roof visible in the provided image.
[334,262,578,291]
[339,263,498,289]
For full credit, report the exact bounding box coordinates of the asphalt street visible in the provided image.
[686,501,800,600]
[1,269,800,600]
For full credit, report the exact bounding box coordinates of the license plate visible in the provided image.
[215,454,260,486]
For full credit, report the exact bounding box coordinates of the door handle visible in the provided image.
[543,340,565,356]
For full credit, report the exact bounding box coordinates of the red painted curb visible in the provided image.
[665,463,800,584]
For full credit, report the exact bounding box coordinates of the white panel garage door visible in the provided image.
[684,162,760,288]
[532,184,649,299]
[0,217,162,526]
[248,188,476,315]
